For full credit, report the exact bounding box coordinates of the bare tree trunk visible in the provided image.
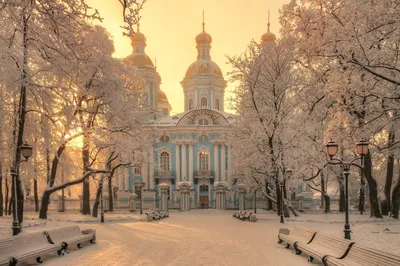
[321,170,326,209]
[108,176,113,212]
[34,178,39,212]
[5,178,9,215]
[391,159,400,219]
[363,151,383,218]
[92,182,102,218]
[382,128,395,216]
[265,180,273,210]
[81,134,91,215]
[275,179,281,216]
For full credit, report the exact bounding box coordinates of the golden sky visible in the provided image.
[86,0,290,114]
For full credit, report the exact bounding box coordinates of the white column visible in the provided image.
[221,143,226,182]
[195,90,198,107]
[175,143,181,182]
[182,142,187,180]
[228,145,232,189]
[189,143,194,185]
[124,169,129,191]
[214,142,219,181]
[150,148,154,190]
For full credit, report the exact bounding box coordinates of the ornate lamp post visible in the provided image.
[326,139,368,240]
[139,181,146,214]
[12,142,33,235]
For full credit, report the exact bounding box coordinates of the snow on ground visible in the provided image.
[0,210,399,266]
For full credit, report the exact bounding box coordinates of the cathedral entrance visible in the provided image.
[199,185,209,209]
[199,196,209,209]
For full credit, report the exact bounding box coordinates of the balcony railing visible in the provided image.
[194,171,214,178]
[155,170,175,179]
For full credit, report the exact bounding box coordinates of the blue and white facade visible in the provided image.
[115,23,246,210]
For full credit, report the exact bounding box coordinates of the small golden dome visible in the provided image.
[131,32,146,43]
[196,31,212,44]
[261,32,276,43]
[125,54,154,68]
[157,90,169,103]
[130,24,146,43]
[184,60,223,79]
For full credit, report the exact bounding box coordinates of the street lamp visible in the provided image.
[12,141,33,235]
[139,181,146,214]
[325,139,369,240]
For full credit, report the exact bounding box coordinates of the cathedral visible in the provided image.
[115,17,277,211]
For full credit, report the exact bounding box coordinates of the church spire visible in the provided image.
[267,10,270,32]
[202,10,205,31]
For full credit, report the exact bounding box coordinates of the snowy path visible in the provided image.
[2,210,400,265]
[30,211,315,266]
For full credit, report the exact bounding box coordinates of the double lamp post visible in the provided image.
[12,142,33,236]
[326,139,368,240]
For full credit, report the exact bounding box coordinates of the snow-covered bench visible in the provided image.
[44,225,96,252]
[295,232,354,263]
[241,212,253,221]
[232,211,243,218]
[278,227,316,250]
[324,242,400,266]
[0,231,64,265]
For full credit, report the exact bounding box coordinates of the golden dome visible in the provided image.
[184,60,223,79]
[125,54,154,68]
[261,32,276,43]
[157,90,169,103]
[130,32,146,43]
[130,23,146,43]
[196,31,212,44]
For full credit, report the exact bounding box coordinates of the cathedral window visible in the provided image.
[189,99,193,110]
[215,99,219,110]
[160,152,170,171]
[134,167,141,174]
[199,151,209,171]
[200,185,208,192]
[198,119,209,126]
[201,97,207,107]
[160,135,170,142]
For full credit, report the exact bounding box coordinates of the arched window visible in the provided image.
[198,119,209,126]
[160,152,170,171]
[200,185,208,192]
[215,99,219,110]
[199,151,209,171]
[189,99,193,110]
[201,97,207,107]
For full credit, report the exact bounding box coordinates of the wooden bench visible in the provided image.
[278,227,316,250]
[241,212,253,221]
[324,243,400,266]
[295,232,354,263]
[44,225,96,252]
[232,211,242,218]
[0,231,64,265]
[238,211,248,219]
